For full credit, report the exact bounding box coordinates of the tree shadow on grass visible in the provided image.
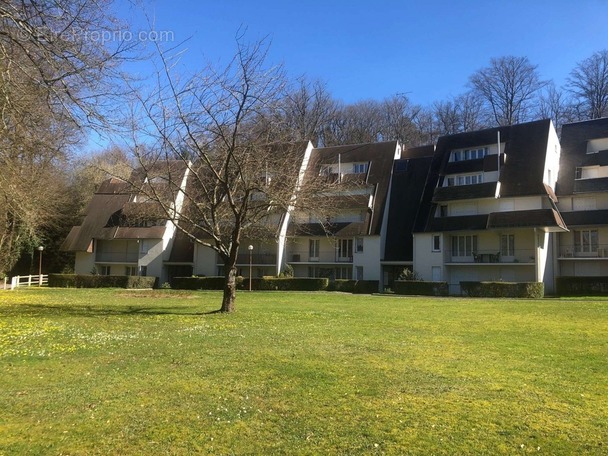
[0,303,226,317]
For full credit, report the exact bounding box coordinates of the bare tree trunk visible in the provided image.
[221,265,238,313]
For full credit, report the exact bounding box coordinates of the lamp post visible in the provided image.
[37,246,44,286]
[248,244,254,291]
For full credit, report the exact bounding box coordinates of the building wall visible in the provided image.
[194,244,218,276]
[74,252,95,275]
[353,236,381,282]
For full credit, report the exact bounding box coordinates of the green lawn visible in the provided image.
[0,289,606,455]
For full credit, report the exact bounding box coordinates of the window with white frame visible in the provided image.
[432,235,441,252]
[451,235,477,257]
[450,147,488,162]
[356,266,364,280]
[574,229,598,254]
[125,266,138,276]
[353,163,369,174]
[355,237,364,253]
[337,239,353,260]
[335,266,352,279]
[309,239,320,260]
[100,265,111,276]
[500,234,515,257]
[446,173,483,187]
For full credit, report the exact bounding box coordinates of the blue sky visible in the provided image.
[115,0,608,106]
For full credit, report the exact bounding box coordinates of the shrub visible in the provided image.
[556,276,608,296]
[329,280,356,292]
[394,280,449,296]
[460,281,544,298]
[48,274,156,289]
[353,280,380,294]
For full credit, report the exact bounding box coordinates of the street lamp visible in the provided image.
[37,246,44,286]
[248,244,254,291]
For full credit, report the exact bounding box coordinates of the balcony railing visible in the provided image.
[289,254,353,263]
[447,248,536,264]
[95,252,139,263]
[559,244,608,259]
[236,253,277,265]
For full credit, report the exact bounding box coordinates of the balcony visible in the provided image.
[446,248,536,265]
[95,252,139,263]
[558,245,608,259]
[289,253,353,264]
[235,253,277,265]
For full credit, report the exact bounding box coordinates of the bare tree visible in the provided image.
[567,49,608,120]
[469,56,547,126]
[0,0,134,276]
[128,38,332,312]
[272,77,337,145]
[537,82,577,133]
[379,94,423,146]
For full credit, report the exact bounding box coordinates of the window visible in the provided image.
[100,265,111,276]
[432,235,441,252]
[335,267,352,279]
[309,239,320,260]
[353,163,368,173]
[139,265,147,276]
[450,147,488,162]
[140,240,148,254]
[574,229,598,254]
[440,205,448,217]
[338,239,353,260]
[446,173,483,187]
[125,266,138,276]
[451,235,477,257]
[500,234,515,257]
[355,237,364,253]
[575,167,582,179]
[356,266,364,280]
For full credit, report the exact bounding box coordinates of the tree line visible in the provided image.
[2,0,608,300]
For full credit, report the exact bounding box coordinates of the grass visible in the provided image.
[0,288,607,455]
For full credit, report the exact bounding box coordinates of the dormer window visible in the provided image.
[446,173,483,186]
[353,163,368,174]
[450,147,488,162]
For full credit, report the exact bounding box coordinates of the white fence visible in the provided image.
[3,274,48,290]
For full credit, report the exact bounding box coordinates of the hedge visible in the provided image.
[48,274,157,289]
[460,281,544,298]
[245,277,329,291]
[170,276,238,290]
[171,276,330,291]
[556,276,608,296]
[394,280,449,296]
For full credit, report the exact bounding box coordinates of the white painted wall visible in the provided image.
[413,233,445,281]
[193,244,217,276]
[74,252,95,275]
[353,236,381,281]
[543,122,561,190]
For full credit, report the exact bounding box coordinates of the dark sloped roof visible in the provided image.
[423,209,567,233]
[432,182,497,202]
[415,119,553,233]
[168,231,194,263]
[62,161,188,252]
[556,117,608,195]
[305,141,398,236]
[290,222,366,237]
[60,192,130,251]
[573,177,608,193]
[383,154,434,261]
[561,209,608,226]
[426,215,489,232]
[487,209,567,231]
